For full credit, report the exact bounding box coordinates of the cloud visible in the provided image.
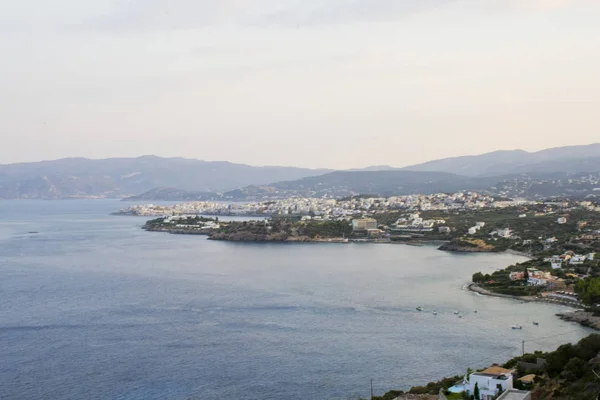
[465,0,585,13]
[246,0,457,27]
[72,0,456,33]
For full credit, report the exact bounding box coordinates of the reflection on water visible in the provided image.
[0,200,592,400]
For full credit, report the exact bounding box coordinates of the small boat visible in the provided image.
[416,307,424,311]
[511,325,523,330]
[433,311,438,315]
[458,315,463,318]
[474,310,478,313]
[454,310,459,315]
[533,321,539,326]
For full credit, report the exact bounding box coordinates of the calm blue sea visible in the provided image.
[0,200,592,400]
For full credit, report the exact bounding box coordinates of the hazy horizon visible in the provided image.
[1,141,600,170]
[3,0,600,169]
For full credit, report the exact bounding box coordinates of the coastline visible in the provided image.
[144,223,594,330]
[467,282,587,311]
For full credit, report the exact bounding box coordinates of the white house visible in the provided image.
[570,255,587,265]
[498,228,512,238]
[528,277,548,286]
[465,366,514,400]
[550,256,563,269]
[476,222,486,228]
[557,217,567,224]
[468,227,478,235]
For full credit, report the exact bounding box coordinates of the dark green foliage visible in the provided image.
[371,390,404,400]
[575,277,600,305]
[297,220,352,238]
[408,375,462,395]
[473,382,479,400]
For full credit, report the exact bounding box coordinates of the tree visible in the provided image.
[473,382,480,400]
[496,384,504,397]
[524,269,529,280]
[472,272,484,283]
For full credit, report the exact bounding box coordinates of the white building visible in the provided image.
[465,366,514,400]
[550,256,563,269]
[557,217,567,224]
[528,277,548,286]
[476,222,486,228]
[498,228,512,238]
[352,218,378,231]
[570,255,587,265]
[468,227,478,235]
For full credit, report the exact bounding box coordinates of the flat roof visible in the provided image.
[497,390,531,400]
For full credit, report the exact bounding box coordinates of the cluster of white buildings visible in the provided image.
[116,192,523,218]
[546,252,595,269]
[161,215,221,230]
[391,212,446,232]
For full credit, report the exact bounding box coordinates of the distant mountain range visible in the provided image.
[2,143,600,200]
[0,156,330,199]
[402,143,600,176]
[221,170,502,200]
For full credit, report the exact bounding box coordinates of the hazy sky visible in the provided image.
[2,0,600,169]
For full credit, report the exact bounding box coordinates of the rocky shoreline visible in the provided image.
[556,311,600,330]
[438,243,500,253]
[467,283,537,301]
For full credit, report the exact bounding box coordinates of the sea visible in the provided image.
[0,200,592,400]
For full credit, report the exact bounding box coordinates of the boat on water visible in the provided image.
[458,315,463,318]
[533,321,539,326]
[474,310,478,313]
[454,310,459,314]
[416,307,424,311]
[511,325,523,330]
[433,311,438,315]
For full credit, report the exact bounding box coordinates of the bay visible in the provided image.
[0,200,592,400]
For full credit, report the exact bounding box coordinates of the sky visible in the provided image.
[1,0,600,169]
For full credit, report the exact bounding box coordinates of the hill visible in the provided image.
[404,143,600,177]
[0,156,331,199]
[222,170,503,199]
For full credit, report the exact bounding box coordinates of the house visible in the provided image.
[498,228,512,238]
[550,256,563,269]
[557,217,567,224]
[496,389,531,400]
[465,366,514,400]
[519,214,527,218]
[468,227,478,235]
[509,271,525,281]
[570,255,587,265]
[528,277,548,286]
[476,222,486,228]
[422,220,435,229]
[439,226,451,234]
